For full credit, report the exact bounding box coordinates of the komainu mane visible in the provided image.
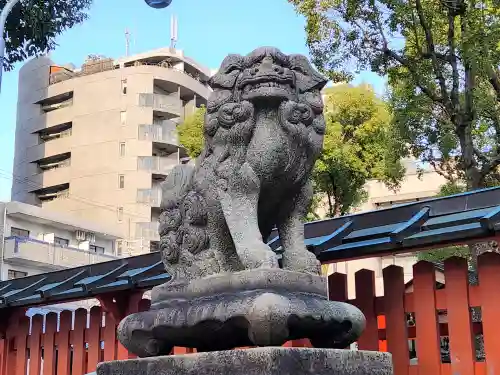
[159,47,327,282]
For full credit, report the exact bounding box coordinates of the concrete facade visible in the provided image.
[0,201,122,280]
[12,47,211,255]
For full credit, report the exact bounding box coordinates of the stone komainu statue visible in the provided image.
[159,47,327,282]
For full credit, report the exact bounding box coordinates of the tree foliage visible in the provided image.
[2,0,92,70]
[289,0,500,190]
[312,84,405,217]
[176,87,404,218]
[177,106,206,159]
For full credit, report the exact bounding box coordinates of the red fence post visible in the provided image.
[43,312,57,375]
[443,257,475,374]
[413,261,441,375]
[14,317,28,375]
[87,306,102,373]
[478,252,500,374]
[383,265,409,375]
[28,315,42,375]
[355,269,379,351]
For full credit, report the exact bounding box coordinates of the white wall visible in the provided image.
[5,216,115,253]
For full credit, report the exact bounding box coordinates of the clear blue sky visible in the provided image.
[0,0,386,201]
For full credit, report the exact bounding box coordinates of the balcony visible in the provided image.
[135,222,159,241]
[137,155,178,175]
[38,92,74,113]
[139,120,179,147]
[3,236,118,270]
[138,93,181,117]
[37,122,72,144]
[137,187,161,207]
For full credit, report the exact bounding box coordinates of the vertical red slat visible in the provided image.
[103,312,117,362]
[413,261,441,375]
[328,272,347,302]
[478,252,500,373]
[14,317,29,375]
[43,313,57,375]
[57,311,72,375]
[443,257,475,375]
[355,269,378,350]
[4,316,20,375]
[87,307,101,373]
[72,309,87,375]
[28,315,43,375]
[383,265,409,375]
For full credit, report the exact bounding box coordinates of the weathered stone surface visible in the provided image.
[117,269,365,357]
[158,47,328,283]
[97,348,393,375]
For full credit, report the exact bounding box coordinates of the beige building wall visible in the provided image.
[12,48,211,255]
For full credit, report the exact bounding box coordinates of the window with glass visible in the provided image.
[121,79,127,95]
[54,237,69,247]
[90,244,105,254]
[8,270,27,280]
[10,227,29,238]
[119,142,126,157]
[119,175,125,189]
[117,207,124,222]
[120,111,127,125]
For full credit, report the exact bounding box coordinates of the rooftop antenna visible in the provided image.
[170,14,178,49]
[125,28,131,56]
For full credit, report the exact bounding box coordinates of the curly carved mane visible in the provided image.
[159,47,328,282]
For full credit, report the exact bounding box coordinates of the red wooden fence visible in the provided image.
[1,253,499,375]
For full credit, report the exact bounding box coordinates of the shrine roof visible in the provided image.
[0,186,499,310]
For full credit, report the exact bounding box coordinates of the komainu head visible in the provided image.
[207,46,327,109]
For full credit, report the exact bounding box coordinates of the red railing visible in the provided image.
[1,253,499,375]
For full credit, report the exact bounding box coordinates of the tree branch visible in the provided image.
[447,11,460,111]
[414,0,451,108]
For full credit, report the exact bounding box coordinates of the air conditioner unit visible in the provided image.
[76,230,86,241]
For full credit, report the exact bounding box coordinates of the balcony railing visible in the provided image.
[138,121,178,145]
[138,93,181,116]
[137,156,178,174]
[137,188,162,207]
[3,236,118,269]
[135,222,159,241]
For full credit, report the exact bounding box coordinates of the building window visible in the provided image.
[89,244,105,254]
[120,111,127,126]
[10,227,29,238]
[119,142,126,157]
[116,240,123,256]
[119,174,125,189]
[117,207,124,222]
[121,79,127,95]
[8,270,28,280]
[54,237,69,247]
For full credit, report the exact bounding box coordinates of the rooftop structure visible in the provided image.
[12,47,211,255]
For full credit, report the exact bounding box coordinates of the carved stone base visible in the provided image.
[117,269,365,357]
[97,348,393,375]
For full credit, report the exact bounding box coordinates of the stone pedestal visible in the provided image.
[97,347,393,375]
[117,269,365,356]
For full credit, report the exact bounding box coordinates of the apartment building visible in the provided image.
[0,201,121,280]
[12,47,211,255]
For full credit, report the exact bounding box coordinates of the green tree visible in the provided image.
[313,84,405,217]
[289,0,500,190]
[2,0,92,70]
[177,106,206,158]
